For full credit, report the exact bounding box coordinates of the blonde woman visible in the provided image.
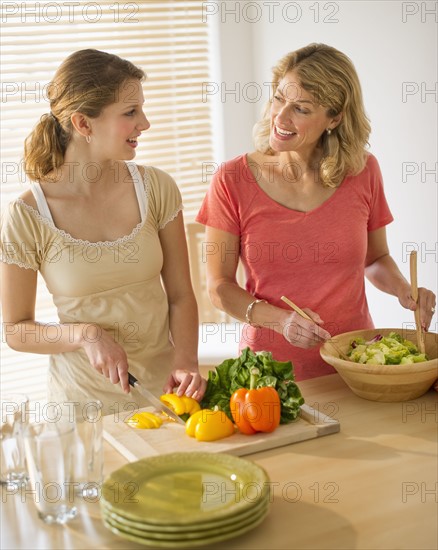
[197,43,436,380]
[1,49,206,413]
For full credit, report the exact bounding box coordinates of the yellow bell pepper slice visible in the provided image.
[159,394,201,420]
[126,412,163,430]
[185,409,235,441]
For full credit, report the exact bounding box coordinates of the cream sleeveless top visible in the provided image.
[1,163,183,414]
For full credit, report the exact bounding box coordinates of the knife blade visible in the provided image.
[128,373,185,425]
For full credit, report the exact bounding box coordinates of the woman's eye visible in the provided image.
[125,109,135,116]
[295,106,310,114]
[273,95,283,102]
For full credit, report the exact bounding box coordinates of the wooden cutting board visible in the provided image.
[103,405,340,462]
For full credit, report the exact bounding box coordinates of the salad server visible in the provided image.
[409,251,426,354]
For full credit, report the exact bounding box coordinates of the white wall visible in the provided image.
[206,0,437,331]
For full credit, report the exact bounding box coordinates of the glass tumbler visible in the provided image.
[0,393,29,488]
[23,420,77,524]
[72,400,104,499]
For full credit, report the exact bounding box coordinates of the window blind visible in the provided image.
[0,1,214,403]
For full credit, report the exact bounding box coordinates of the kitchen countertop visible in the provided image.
[1,373,437,549]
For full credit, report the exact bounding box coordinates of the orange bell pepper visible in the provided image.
[230,368,281,435]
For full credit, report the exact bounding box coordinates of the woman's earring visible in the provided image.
[326,128,332,135]
[86,135,91,144]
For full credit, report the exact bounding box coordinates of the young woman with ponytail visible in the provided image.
[1,49,206,412]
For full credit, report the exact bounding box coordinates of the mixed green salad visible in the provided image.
[201,347,304,424]
[347,332,428,365]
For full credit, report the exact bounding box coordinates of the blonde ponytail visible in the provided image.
[24,113,67,182]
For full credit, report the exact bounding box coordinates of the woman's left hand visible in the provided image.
[163,369,207,401]
[398,286,436,331]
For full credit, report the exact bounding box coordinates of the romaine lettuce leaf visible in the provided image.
[347,332,428,365]
[200,348,304,424]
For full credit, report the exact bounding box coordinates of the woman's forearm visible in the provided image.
[3,320,94,354]
[365,253,410,297]
[364,252,437,330]
[209,278,288,333]
[209,279,331,348]
[168,292,200,369]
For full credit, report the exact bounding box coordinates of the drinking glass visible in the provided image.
[23,420,77,524]
[0,393,29,488]
[71,400,104,499]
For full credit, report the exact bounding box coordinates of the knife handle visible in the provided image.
[128,373,138,387]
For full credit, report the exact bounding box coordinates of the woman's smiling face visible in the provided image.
[88,79,150,161]
[269,71,336,157]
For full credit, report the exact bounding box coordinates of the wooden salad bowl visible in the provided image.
[320,328,438,402]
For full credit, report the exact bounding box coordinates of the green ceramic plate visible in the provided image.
[102,500,269,541]
[101,490,270,534]
[101,452,270,526]
[102,503,269,548]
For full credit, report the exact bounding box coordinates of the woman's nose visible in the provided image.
[275,107,292,126]
[138,112,150,131]
[279,100,295,118]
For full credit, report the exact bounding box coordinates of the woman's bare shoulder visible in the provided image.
[17,188,38,210]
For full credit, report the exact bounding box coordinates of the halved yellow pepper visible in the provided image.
[185,409,235,441]
[126,412,163,430]
[160,394,201,421]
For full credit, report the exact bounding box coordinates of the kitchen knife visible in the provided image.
[127,373,185,425]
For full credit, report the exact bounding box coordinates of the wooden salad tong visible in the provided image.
[409,251,426,354]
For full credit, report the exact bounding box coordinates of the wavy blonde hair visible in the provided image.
[253,43,371,187]
[24,49,145,182]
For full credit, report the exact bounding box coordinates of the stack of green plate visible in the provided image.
[100,452,271,548]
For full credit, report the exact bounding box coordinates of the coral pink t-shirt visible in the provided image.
[196,153,394,380]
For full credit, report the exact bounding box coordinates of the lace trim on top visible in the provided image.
[0,254,38,271]
[158,204,183,230]
[14,169,151,248]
